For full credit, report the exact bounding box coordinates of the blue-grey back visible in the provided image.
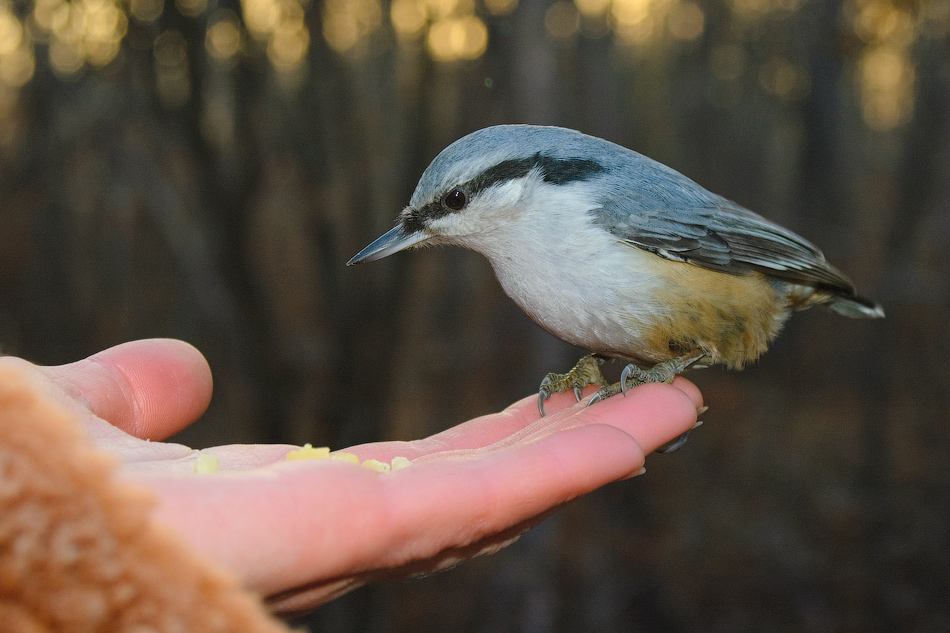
[413,125,857,294]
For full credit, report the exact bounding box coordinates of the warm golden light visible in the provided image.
[425,15,486,61]
[176,0,208,18]
[388,0,490,61]
[0,2,34,88]
[206,11,243,60]
[0,46,34,87]
[852,0,914,45]
[0,6,22,57]
[608,0,697,46]
[574,0,610,18]
[49,37,83,74]
[847,0,917,131]
[130,0,163,22]
[32,0,128,73]
[322,0,381,54]
[859,44,913,130]
[323,11,360,51]
[268,21,309,70]
[242,0,311,70]
[545,1,580,39]
[668,1,704,41]
[391,0,427,39]
[33,0,63,31]
[484,0,518,16]
[424,0,460,20]
[611,0,650,27]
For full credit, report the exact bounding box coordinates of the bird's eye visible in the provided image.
[443,188,467,211]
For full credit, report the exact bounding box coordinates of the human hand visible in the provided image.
[4,339,703,616]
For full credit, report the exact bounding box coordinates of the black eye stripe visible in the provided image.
[400,154,606,233]
[536,155,607,185]
[466,154,606,197]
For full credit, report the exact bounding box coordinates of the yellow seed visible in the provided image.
[194,453,220,474]
[391,456,412,471]
[330,451,360,464]
[361,459,391,472]
[285,443,331,460]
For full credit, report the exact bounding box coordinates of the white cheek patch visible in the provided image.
[477,178,531,210]
[427,177,532,237]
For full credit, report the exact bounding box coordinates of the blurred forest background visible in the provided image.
[1,0,948,629]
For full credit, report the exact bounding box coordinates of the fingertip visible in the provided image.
[670,376,704,410]
[570,382,698,454]
[64,338,213,440]
[107,339,213,439]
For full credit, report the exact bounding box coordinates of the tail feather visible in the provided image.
[825,293,885,319]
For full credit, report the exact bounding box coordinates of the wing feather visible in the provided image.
[591,174,857,294]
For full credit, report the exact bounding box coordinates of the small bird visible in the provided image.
[348,125,883,446]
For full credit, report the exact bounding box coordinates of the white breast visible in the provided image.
[452,181,669,362]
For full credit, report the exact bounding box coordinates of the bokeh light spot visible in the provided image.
[426,15,486,61]
[176,0,208,18]
[391,0,427,39]
[668,1,704,41]
[546,1,579,39]
[574,0,610,18]
[322,0,381,55]
[130,0,163,22]
[484,0,518,16]
[206,11,243,60]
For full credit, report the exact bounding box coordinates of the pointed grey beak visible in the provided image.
[346,224,429,266]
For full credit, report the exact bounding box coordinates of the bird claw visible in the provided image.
[656,430,692,453]
[539,353,703,416]
[620,365,632,395]
[619,353,704,394]
[619,363,648,395]
[536,355,608,417]
[656,420,703,454]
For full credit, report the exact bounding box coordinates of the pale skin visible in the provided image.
[0,338,703,616]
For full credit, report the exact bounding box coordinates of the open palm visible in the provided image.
[4,339,702,615]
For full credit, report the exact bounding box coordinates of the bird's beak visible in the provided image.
[346,224,429,265]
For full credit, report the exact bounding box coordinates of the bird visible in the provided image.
[347,125,884,449]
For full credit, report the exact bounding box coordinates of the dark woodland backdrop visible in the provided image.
[1,0,948,630]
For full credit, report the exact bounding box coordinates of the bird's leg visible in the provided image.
[586,352,705,453]
[538,354,609,416]
[619,352,705,394]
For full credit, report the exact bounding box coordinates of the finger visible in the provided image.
[344,380,700,461]
[41,339,213,441]
[670,376,704,410]
[574,382,698,453]
[136,421,645,598]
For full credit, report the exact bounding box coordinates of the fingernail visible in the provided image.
[697,405,709,415]
[622,466,646,480]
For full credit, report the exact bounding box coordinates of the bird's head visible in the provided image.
[346,125,612,265]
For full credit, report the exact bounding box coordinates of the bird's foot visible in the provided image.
[586,353,704,405]
[538,355,609,416]
[586,353,705,452]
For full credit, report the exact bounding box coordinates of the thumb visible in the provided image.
[41,339,213,440]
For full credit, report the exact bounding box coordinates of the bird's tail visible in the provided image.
[825,293,885,319]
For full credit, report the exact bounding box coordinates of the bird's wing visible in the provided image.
[592,178,856,293]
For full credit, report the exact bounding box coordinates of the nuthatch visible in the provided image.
[348,125,883,444]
